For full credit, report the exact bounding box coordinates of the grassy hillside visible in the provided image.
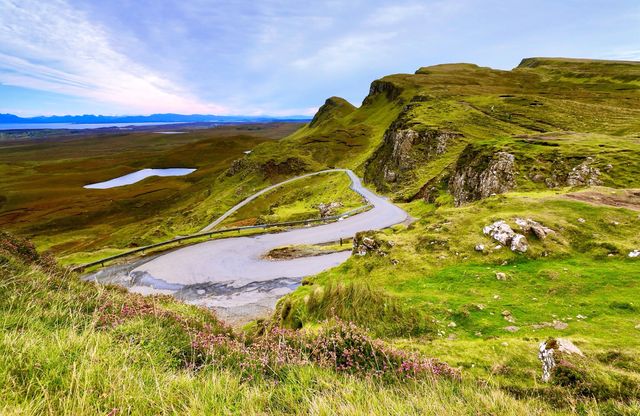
[2,58,640,414]
[1,232,572,415]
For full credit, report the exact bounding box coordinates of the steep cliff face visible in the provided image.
[448,147,517,206]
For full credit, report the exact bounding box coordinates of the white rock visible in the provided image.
[496,272,507,280]
[475,244,485,251]
[578,218,586,223]
[510,234,528,252]
[447,321,457,328]
[629,250,640,258]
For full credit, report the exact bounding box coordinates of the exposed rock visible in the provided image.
[496,272,507,280]
[553,321,568,330]
[504,326,520,332]
[538,338,584,382]
[317,202,342,218]
[362,80,403,105]
[447,321,457,328]
[483,220,528,253]
[475,244,485,252]
[369,121,460,189]
[352,231,390,256]
[629,250,640,258]
[510,234,529,253]
[502,310,516,323]
[449,148,516,206]
[226,157,255,177]
[515,218,555,239]
[483,221,515,245]
[577,218,586,224]
[567,158,603,186]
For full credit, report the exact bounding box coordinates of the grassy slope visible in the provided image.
[219,171,365,227]
[2,58,640,413]
[0,124,301,263]
[264,59,640,412]
[1,238,569,415]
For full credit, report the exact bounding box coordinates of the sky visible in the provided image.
[0,0,638,117]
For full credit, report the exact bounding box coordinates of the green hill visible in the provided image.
[2,58,640,414]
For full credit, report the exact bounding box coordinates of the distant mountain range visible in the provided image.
[0,113,311,124]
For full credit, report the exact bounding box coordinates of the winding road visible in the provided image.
[86,169,408,324]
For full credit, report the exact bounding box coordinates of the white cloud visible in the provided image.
[0,0,228,114]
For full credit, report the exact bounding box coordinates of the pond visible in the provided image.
[84,168,196,189]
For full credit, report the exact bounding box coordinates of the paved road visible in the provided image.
[86,169,408,325]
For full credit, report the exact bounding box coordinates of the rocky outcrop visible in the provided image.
[362,80,403,105]
[483,220,528,253]
[317,202,342,218]
[352,231,392,256]
[449,147,516,206]
[515,218,555,239]
[542,156,603,188]
[365,113,461,193]
[538,338,584,383]
[566,157,602,186]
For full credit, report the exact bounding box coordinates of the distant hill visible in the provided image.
[0,113,311,124]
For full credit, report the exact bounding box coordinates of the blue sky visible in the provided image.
[0,0,638,116]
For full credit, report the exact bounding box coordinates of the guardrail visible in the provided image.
[70,204,371,273]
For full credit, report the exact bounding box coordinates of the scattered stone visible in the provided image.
[475,331,482,336]
[483,220,528,252]
[317,201,343,218]
[629,250,640,258]
[475,244,485,252]
[475,304,486,311]
[196,289,206,295]
[390,259,399,266]
[447,321,457,328]
[494,245,502,250]
[496,272,507,280]
[493,294,500,300]
[502,310,516,323]
[501,342,509,347]
[504,326,520,332]
[553,321,568,330]
[576,314,587,320]
[577,218,586,224]
[515,218,555,239]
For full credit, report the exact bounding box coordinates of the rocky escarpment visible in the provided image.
[226,156,309,180]
[365,112,461,192]
[362,80,404,106]
[449,146,516,206]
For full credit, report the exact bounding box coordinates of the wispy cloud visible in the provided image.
[0,0,227,114]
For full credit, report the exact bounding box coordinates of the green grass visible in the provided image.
[220,171,365,227]
[1,237,579,415]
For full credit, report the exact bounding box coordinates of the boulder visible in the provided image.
[317,202,342,218]
[538,338,584,382]
[510,234,529,253]
[483,220,528,252]
[515,218,555,239]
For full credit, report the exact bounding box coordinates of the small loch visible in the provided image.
[84,168,196,189]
